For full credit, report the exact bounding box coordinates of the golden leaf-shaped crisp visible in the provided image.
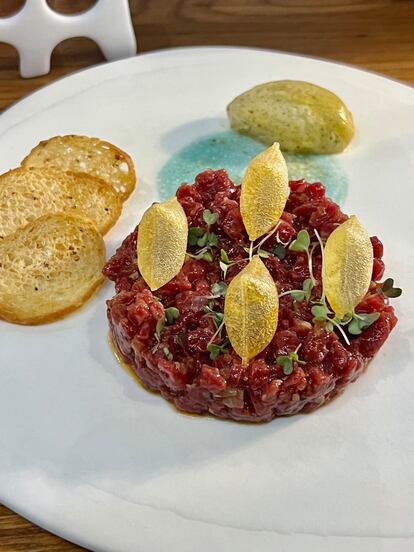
[240,143,289,241]
[323,215,373,317]
[224,256,279,365]
[137,197,188,291]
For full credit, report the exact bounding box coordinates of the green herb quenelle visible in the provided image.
[227,80,355,154]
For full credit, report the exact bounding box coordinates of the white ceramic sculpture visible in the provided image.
[0,0,137,78]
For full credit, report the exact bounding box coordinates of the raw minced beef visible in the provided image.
[104,170,397,422]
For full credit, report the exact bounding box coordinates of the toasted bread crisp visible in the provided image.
[0,167,122,239]
[21,135,136,200]
[0,214,105,325]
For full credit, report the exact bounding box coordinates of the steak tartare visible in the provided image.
[104,170,397,422]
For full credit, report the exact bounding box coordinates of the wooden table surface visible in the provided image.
[0,0,413,550]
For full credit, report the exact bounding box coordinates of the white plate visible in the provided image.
[0,47,413,552]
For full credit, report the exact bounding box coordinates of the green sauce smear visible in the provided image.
[158,131,348,205]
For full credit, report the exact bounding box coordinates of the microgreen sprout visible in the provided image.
[302,278,313,302]
[289,229,310,252]
[162,346,173,361]
[244,244,271,259]
[219,249,230,277]
[187,248,214,262]
[192,231,218,248]
[152,309,179,353]
[379,278,402,299]
[208,318,226,348]
[165,307,180,325]
[219,263,229,277]
[203,209,218,227]
[310,304,380,345]
[211,281,228,298]
[245,222,282,261]
[276,345,306,375]
[257,222,281,250]
[187,210,219,262]
[152,317,165,353]
[155,318,164,340]
[221,223,284,278]
[208,338,230,361]
[289,229,317,286]
[347,312,380,335]
[220,249,230,263]
[311,303,351,345]
[249,240,254,261]
[219,248,247,279]
[273,244,286,260]
[188,227,204,246]
[203,302,224,328]
[279,278,313,303]
[197,233,208,247]
[203,284,228,360]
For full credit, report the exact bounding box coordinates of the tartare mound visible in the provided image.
[104,170,397,422]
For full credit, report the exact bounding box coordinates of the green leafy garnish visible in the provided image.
[258,249,271,259]
[311,303,330,321]
[165,307,180,325]
[243,244,271,259]
[219,261,229,277]
[287,278,314,303]
[311,302,349,343]
[276,356,294,375]
[289,229,310,253]
[208,233,218,247]
[276,349,306,375]
[155,318,165,340]
[162,346,173,361]
[211,281,228,297]
[203,209,219,226]
[187,247,214,261]
[195,231,218,248]
[188,227,204,246]
[188,212,219,262]
[219,249,232,278]
[213,312,225,325]
[273,244,286,260]
[208,338,230,360]
[311,302,380,344]
[201,251,213,262]
[279,278,314,303]
[220,249,230,263]
[220,248,245,279]
[204,303,224,328]
[288,229,317,287]
[197,233,208,247]
[348,312,380,335]
[290,290,305,302]
[151,317,166,353]
[303,278,313,301]
[380,278,402,298]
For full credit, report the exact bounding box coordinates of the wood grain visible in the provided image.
[0,503,86,551]
[1,0,413,550]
